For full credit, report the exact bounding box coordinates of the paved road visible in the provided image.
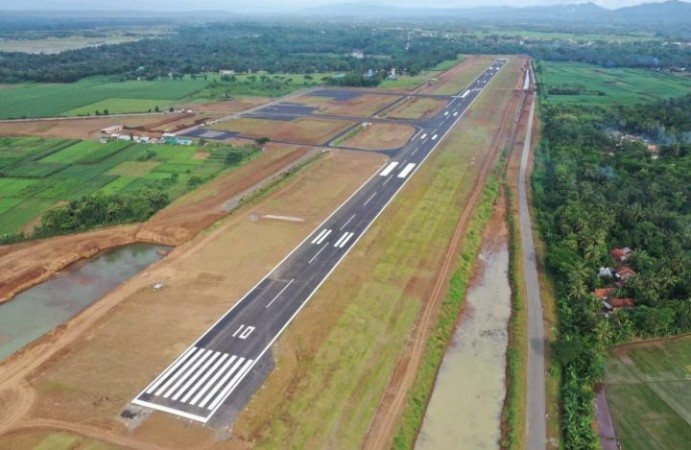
[518,92,547,449]
[132,60,508,424]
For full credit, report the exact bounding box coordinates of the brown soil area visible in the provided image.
[0,143,311,306]
[0,150,386,449]
[0,115,180,140]
[291,93,400,118]
[211,117,355,145]
[341,123,416,150]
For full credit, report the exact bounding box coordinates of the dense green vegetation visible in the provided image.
[0,23,458,83]
[534,85,691,447]
[0,137,258,238]
[535,61,691,107]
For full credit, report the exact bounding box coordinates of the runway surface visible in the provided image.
[132,59,507,423]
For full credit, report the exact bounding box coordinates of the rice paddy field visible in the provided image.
[0,136,254,234]
[605,336,691,450]
[0,77,209,119]
[536,62,691,106]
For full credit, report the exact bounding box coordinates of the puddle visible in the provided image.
[416,244,511,450]
[0,243,169,362]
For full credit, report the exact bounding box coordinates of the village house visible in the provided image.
[610,247,633,263]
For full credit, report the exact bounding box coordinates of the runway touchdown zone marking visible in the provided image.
[397,163,416,179]
[311,229,332,245]
[334,232,355,248]
[379,162,399,177]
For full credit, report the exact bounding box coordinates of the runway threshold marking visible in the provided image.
[311,229,332,244]
[397,163,416,179]
[340,213,356,230]
[265,279,294,308]
[379,162,399,177]
[334,232,355,248]
[309,244,329,264]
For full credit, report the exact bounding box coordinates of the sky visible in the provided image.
[0,0,672,11]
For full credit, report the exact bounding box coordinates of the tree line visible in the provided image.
[533,95,691,447]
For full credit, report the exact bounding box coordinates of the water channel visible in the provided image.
[0,243,169,362]
[416,243,511,449]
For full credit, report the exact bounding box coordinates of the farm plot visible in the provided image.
[211,117,355,145]
[0,76,208,119]
[536,62,691,106]
[605,337,691,450]
[0,137,258,235]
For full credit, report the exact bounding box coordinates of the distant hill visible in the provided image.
[297,1,691,25]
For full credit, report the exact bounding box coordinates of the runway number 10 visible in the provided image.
[233,325,255,340]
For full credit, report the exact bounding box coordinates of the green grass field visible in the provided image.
[536,61,691,106]
[0,137,255,235]
[605,336,691,450]
[0,77,208,119]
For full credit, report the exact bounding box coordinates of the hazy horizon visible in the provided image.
[0,0,678,12]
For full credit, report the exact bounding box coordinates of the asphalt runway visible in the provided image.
[132,59,507,423]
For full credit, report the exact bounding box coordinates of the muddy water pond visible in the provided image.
[0,243,169,362]
[416,244,511,450]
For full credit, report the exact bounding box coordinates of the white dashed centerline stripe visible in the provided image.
[383,175,394,185]
[397,163,417,179]
[340,214,356,231]
[265,279,294,309]
[198,357,246,408]
[336,232,355,248]
[145,347,196,394]
[363,192,376,206]
[308,244,328,264]
[180,353,229,403]
[379,161,399,177]
[189,356,237,406]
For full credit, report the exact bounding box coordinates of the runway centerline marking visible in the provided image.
[265,279,295,309]
[340,213,356,231]
[363,192,377,206]
[308,244,328,264]
[382,174,394,185]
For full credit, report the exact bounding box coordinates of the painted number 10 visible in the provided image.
[233,325,255,340]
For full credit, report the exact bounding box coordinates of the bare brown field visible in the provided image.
[290,93,400,118]
[341,123,416,150]
[211,117,355,145]
[384,97,447,119]
[0,115,177,140]
[0,143,311,305]
[419,55,496,96]
[0,150,386,450]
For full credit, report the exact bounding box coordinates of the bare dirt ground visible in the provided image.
[183,98,268,116]
[0,115,179,140]
[211,117,355,145]
[0,143,311,306]
[0,150,386,449]
[290,93,400,118]
[341,123,417,150]
[384,97,447,120]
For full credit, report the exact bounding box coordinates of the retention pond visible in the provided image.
[416,224,511,449]
[0,243,169,362]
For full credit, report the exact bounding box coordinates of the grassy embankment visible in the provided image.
[535,61,691,107]
[233,58,520,450]
[605,335,691,450]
